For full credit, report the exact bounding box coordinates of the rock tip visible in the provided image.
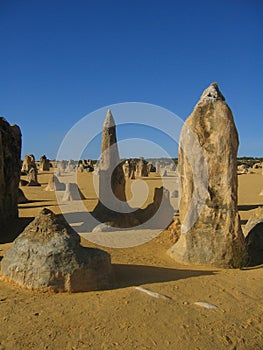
[103,108,115,128]
[200,82,225,102]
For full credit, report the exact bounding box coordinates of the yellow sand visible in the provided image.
[0,169,262,350]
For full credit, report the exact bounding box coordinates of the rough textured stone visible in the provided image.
[243,207,263,237]
[27,166,41,186]
[93,109,126,222]
[99,109,126,201]
[135,187,174,229]
[1,208,112,292]
[168,83,247,267]
[136,158,149,177]
[21,154,35,173]
[243,207,263,266]
[0,117,21,232]
[168,217,181,244]
[245,223,263,266]
[39,155,50,171]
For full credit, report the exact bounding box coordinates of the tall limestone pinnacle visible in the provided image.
[103,108,116,130]
[99,108,121,171]
[92,109,126,222]
[168,83,247,267]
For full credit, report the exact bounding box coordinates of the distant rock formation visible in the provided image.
[0,117,21,233]
[21,154,35,173]
[136,158,149,177]
[1,208,112,292]
[62,183,85,201]
[93,109,126,222]
[39,154,50,171]
[44,174,65,191]
[168,83,247,267]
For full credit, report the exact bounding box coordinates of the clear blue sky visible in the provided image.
[1,0,262,159]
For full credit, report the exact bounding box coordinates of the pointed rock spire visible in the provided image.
[93,109,126,222]
[101,109,119,160]
[103,108,116,129]
[199,82,225,104]
[168,83,247,268]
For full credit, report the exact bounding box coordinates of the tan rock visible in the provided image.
[168,217,181,244]
[39,155,50,171]
[168,83,247,267]
[93,109,126,222]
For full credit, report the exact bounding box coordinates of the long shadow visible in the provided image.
[238,204,262,211]
[112,264,216,289]
[0,217,34,244]
[18,204,57,209]
[141,177,177,181]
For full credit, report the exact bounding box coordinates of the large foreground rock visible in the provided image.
[168,83,247,267]
[0,117,21,233]
[1,208,112,292]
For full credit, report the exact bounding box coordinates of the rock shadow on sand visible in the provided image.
[112,264,216,289]
[238,204,263,211]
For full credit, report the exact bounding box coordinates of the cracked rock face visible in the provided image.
[168,83,247,267]
[0,117,21,234]
[1,208,112,292]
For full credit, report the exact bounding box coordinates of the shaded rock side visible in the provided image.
[168,83,247,267]
[18,188,28,204]
[1,208,112,292]
[243,207,263,266]
[0,117,21,231]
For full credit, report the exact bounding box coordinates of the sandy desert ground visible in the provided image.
[0,169,262,350]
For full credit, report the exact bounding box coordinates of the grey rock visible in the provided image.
[1,208,112,292]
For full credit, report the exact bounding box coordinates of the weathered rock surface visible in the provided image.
[136,158,149,177]
[39,155,50,171]
[168,217,181,244]
[27,166,41,186]
[1,208,112,292]
[168,83,247,267]
[0,117,21,232]
[99,109,126,202]
[136,187,174,229]
[93,109,126,222]
[243,207,263,266]
[21,154,35,173]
